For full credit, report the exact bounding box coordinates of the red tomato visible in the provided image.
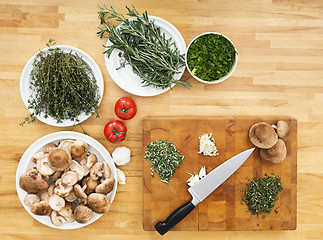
[104,120,128,143]
[114,97,137,120]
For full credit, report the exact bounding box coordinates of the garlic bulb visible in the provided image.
[112,146,131,166]
[116,168,126,184]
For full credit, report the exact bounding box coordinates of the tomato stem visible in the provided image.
[118,104,132,115]
[109,125,128,143]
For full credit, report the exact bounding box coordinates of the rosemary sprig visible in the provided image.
[20,40,100,126]
[97,5,191,90]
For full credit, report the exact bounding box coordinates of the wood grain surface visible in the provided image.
[143,116,297,231]
[0,0,323,239]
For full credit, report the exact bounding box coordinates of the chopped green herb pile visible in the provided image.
[20,40,100,126]
[240,173,283,218]
[97,5,191,90]
[145,140,184,183]
[187,33,236,81]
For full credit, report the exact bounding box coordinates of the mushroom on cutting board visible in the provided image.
[74,205,93,224]
[30,201,52,215]
[88,193,111,214]
[24,194,40,207]
[49,194,65,211]
[249,122,278,149]
[276,120,291,139]
[260,139,287,163]
[95,178,115,195]
[19,169,48,193]
[48,148,72,171]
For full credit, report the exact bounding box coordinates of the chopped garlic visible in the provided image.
[187,166,207,186]
[198,133,219,156]
[116,168,126,184]
[112,146,131,166]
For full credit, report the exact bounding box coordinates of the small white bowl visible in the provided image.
[185,32,238,84]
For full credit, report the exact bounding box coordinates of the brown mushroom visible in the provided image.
[74,184,87,200]
[58,202,74,223]
[54,179,73,197]
[95,178,115,195]
[48,182,55,197]
[249,122,278,149]
[277,120,291,139]
[24,194,40,207]
[32,151,44,163]
[30,201,52,215]
[36,154,55,176]
[50,211,67,226]
[260,139,287,163]
[69,160,85,180]
[79,158,91,176]
[44,143,56,154]
[84,177,100,195]
[70,140,89,161]
[65,190,77,202]
[61,171,79,186]
[86,154,97,168]
[90,162,111,181]
[88,193,111,214]
[51,171,63,180]
[38,190,50,202]
[19,169,48,193]
[49,194,65,211]
[48,148,72,171]
[74,205,93,224]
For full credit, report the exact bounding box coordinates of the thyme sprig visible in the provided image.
[97,5,191,90]
[240,173,283,218]
[20,40,100,126]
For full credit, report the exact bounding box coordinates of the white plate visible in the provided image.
[20,45,104,127]
[105,16,186,97]
[16,131,117,229]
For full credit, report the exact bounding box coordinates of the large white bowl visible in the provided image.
[20,45,104,127]
[105,16,186,96]
[185,32,238,84]
[16,131,117,229]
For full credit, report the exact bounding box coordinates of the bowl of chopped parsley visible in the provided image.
[185,32,237,84]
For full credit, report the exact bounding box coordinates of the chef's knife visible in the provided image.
[155,147,255,235]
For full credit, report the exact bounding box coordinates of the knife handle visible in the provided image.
[155,201,195,235]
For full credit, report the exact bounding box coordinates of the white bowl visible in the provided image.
[185,32,238,84]
[16,131,117,229]
[20,45,104,127]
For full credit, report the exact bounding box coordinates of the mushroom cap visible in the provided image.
[38,190,50,201]
[74,184,87,199]
[260,139,287,163]
[84,177,100,195]
[49,194,65,211]
[44,143,57,154]
[69,160,85,180]
[79,158,91,176]
[277,120,291,139]
[30,201,52,216]
[48,148,72,171]
[65,190,77,202]
[95,178,115,195]
[61,171,79,186]
[74,205,93,224]
[58,202,75,223]
[70,140,89,160]
[36,154,55,176]
[19,169,49,193]
[32,151,44,163]
[58,140,75,153]
[50,211,67,226]
[86,154,97,168]
[24,194,40,207]
[88,193,111,214]
[249,122,278,149]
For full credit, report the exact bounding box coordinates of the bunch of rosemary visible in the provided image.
[20,40,100,126]
[240,173,283,218]
[97,5,191,90]
[145,140,184,183]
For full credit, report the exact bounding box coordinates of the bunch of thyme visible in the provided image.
[20,40,100,126]
[97,5,191,90]
[240,173,283,218]
[145,140,184,183]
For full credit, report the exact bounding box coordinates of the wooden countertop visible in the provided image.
[0,0,322,239]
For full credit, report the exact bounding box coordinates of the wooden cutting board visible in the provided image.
[142,116,297,231]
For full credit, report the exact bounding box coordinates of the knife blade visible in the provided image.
[155,147,255,235]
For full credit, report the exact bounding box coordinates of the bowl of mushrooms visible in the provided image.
[16,131,117,229]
